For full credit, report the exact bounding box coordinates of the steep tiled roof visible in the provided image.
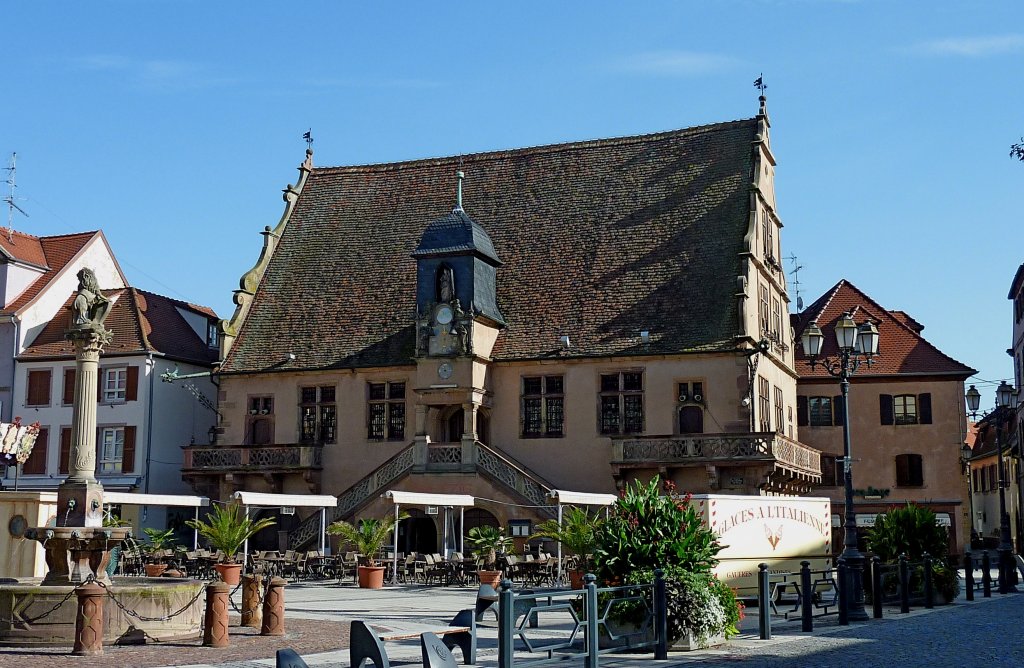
[19,287,218,365]
[0,230,49,267]
[793,280,976,379]
[1,231,99,314]
[224,119,759,373]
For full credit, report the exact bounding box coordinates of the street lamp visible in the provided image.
[801,311,878,622]
[965,382,1019,593]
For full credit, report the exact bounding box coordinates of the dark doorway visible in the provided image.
[446,409,464,443]
[398,511,437,555]
[678,407,704,434]
[462,508,499,546]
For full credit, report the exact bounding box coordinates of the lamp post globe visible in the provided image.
[965,385,981,414]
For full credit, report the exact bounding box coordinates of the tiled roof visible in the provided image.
[0,230,49,267]
[224,119,759,373]
[412,210,502,263]
[793,280,976,379]
[1,231,99,314]
[19,287,218,365]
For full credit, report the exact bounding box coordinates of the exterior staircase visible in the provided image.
[287,440,556,551]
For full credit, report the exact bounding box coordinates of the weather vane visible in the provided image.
[754,74,766,94]
[303,129,313,150]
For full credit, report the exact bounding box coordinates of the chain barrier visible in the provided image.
[95,577,207,623]
[0,575,97,626]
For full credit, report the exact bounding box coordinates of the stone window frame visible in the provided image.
[675,379,705,435]
[367,380,407,442]
[299,385,337,445]
[598,370,644,436]
[246,395,275,445]
[520,375,565,439]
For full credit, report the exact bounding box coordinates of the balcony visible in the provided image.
[611,432,821,493]
[182,443,324,476]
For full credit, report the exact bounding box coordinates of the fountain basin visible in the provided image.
[0,577,204,645]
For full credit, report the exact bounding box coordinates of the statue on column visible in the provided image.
[71,268,112,329]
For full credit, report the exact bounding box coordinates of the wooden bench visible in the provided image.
[351,609,476,668]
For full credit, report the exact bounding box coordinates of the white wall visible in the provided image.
[2,264,45,308]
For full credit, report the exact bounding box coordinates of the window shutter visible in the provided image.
[22,428,48,475]
[879,394,894,425]
[122,426,136,473]
[63,368,76,405]
[918,393,932,424]
[796,396,809,426]
[97,369,103,402]
[126,366,139,401]
[910,454,924,486]
[27,370,51,406]
[821,455,836,486]
[832,395,845,426]
[895,454,909,486]
[59,428,72,474]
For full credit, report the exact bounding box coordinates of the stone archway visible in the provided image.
[397,509,438,555]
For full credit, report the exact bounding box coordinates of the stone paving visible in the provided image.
[0,577,1020,668]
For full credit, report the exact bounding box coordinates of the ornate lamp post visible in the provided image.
[965,381,1018,593]
[801,311,878,621]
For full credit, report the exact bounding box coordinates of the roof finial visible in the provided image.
[754,74,767,115]
[453,159,465,213]
[303,128,313,150]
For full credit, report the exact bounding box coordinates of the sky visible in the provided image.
[1,1,1021,409]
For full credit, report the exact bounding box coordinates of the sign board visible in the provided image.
[691,495,832,594]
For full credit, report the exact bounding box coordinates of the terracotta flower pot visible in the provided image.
[478,570,502,589]
[568,569,586,590]
[215,562,243,586]
[357,565,386,589]
[145,563,168,578]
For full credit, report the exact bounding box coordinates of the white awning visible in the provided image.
[103,492,209,508]
[231,491,338,508]
[549,490,618,506]
[384,491,475,507]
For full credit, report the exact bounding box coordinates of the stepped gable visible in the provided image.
[1,231,98,313]
[19,287,218,365]
[223,119,760,373]
[794,280,975,378]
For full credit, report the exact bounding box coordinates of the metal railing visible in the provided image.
[497,572,667,668]
[183,443,323,472]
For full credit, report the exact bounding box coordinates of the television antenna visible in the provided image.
[3,153,29,243]
[786,253,804,312]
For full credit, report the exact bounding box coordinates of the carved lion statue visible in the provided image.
[71,268,111,327]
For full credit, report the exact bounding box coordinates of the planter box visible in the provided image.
[671,629,725,651]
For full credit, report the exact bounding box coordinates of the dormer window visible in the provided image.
[207,321,219,348]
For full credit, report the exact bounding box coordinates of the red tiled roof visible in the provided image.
[1,231,99,313]
[0,230,48,267]
[793,280,976,379]
[224,119,759,373]
[19,287,218,365]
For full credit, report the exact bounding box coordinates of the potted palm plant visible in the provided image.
[530,506,603,589]
[142,527,177,578]
[328,513,408,589]
[467,525,512,589]
[186,503,276,585]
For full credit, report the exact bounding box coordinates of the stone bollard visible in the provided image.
[72,583,106,656]
[241,574,263,628]
[260,576,287,636]
[203,582,231,648]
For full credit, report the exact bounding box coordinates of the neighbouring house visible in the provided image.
[966,413,1020,552]
[187,96,826,556]
[793,280,976,554]
[1007,262,1024,552]
[0,228,219,532]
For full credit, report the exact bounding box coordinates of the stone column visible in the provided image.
[203,582,230,647]
[260,577,287,636]
[58,327,111,528]
[241,574,263,628]
[72,583,106,655]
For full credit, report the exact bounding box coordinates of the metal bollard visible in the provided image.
[757,563,771,640]
[871,556,883,619]
[203,581,230,648]
[584,574,599,668]
[923,553,934,609]
[837,558,848,626]
[241,574,263,628]
[72,583,106,656]
[800,560,813,632]
[654,569,667,659]
[963,552,974,602]
[499,579,514,668]
[898,554,910,613]
[260,576,287,636]
[982,551,992,598]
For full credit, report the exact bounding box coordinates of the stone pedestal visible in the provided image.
[30,526,131,586]
[72,583,106,656]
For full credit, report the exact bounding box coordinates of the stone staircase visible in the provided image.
[287,440,556,551]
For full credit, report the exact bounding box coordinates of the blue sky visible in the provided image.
[2,1,1021,407]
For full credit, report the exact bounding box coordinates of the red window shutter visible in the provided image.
[27,369,51,406]
[122,426,136,473]
[126,366,139,401]
[22,428,48,475]
[63,368,76,405]
[59,428,72,474]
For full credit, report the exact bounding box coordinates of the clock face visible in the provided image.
[438,362,453,379]
[436,306,454,325]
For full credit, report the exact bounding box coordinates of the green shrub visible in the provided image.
[866,503,948,562]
